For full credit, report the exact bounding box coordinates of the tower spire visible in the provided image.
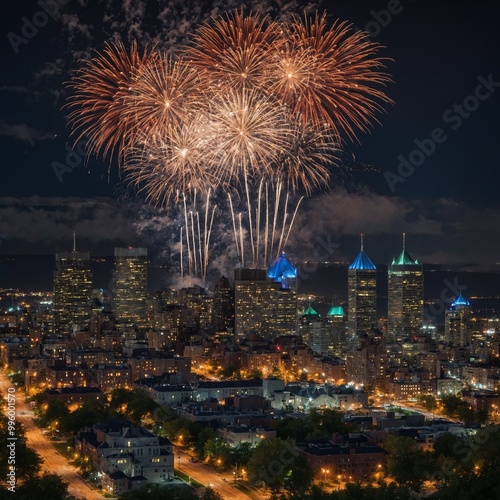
[402,232,406,250]
[73,230,76,252]
[360,233,364,252]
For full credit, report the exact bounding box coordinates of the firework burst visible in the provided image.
[124,117,218,206]
[270,12,393,142]
[66,10,393,276]
[65,40,159,165]
[275,118,339,195]
[186,10,280,91]
[123,55,203,140]
[208,88,292,186]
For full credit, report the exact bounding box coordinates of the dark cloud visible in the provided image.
[289,190,500,271]
[0,122,55,145]
[0,196,139,254]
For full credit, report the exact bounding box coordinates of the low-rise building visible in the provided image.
[76,419,174,496]
[297,437,386,483]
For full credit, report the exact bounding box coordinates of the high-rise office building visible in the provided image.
[212,277,234,332]
[387,235,424,343]
[347,236,377,334]
[299,305,346,356]
[445,293,472,347]
[53,235,93,332]
[234,254,298,341]
[113,247,148,327]
[234,268,268,340]
[267,253,298,337]
[346,330,386,391]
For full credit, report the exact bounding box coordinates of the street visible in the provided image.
[175,446,267,500]
[0,371,105,500]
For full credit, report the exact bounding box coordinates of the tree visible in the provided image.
[15,472,68,500]
[0,416,42,482]
[40,399,69,428]
[202,487,224,500]
[383,435,435,492]
[194,426,216,459]
[441,395,463,417]
[66,398,112,433]
[248,438,313,495]
[419,395,437,412]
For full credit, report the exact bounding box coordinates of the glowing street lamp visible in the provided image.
[321,468,330,482]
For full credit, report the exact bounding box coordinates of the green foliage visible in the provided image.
[14,472,68,500]
[419,394,437,412]
[66,398,112,432]
[273,409,352,441]
[120,483,197,499]
[39,399,69,428]
[440,395,489,424]
[383,435,436,492]
[0,415,42,482]
[248,438,313,495]
[201,487,224,500]
[7,371,25,386]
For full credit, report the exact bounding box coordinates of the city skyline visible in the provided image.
[0,0,499,276]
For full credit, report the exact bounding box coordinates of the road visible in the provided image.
[175,446,264,500]
[390,401,461,423]
[0,371,105,500]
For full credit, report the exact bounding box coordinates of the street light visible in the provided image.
[321,468,330,483]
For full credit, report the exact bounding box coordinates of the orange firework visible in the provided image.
[270,12,393,142]
[65,40,159,165]
[275,118,339,195]
[123,55,203,140]
[207,87,292,186]
[124,117,219,206]
[185,10,280,91]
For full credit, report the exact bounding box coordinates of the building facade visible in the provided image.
[53,247,92,332]
[387,238,424,343]
[347,238,377,334]
[113,247,148,327]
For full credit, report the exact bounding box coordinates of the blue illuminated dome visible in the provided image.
[349,235,376,270]
[451,293,470,308]
[349,250,376,270]
[268,252,298,283]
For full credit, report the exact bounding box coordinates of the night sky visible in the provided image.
[1,0,500,277]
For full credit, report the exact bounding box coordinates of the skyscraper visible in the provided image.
[113,247,148,327]
[387,235,424,343]
[347,236,377,334]
[299,305,346,356]
[267,253,298,337]
[234,268,268,340]
[212,276,234,332]
[53,234,93,332]
[234,253,297,341]
[445,293,472,347]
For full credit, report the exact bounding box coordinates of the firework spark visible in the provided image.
[66,40,159,165]
[270,12,393,142]
[124,117,218,205]
[227,181,303,269]
[208,87,292,186]
[276,118,339,195]
[123,55,203,139]
[186,10,280,91]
